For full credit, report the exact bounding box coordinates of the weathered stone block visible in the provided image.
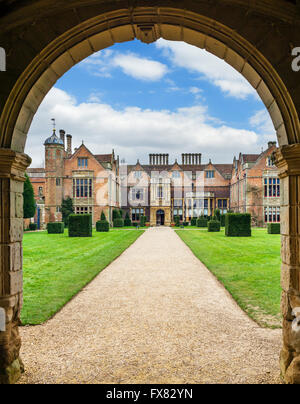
[285,356,300,384]
[0,358,22,384]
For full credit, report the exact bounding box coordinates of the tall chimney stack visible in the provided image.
[66,134,72,156]
[59,129,65,149]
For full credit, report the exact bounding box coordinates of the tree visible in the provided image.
[61,197,74,227]
[215,208,221,222]
[23,174,36,219]
[113,209,120,220]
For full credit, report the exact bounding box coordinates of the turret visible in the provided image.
[44,126,65,223]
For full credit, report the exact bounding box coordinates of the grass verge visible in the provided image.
[176,228,281,328]
[22,228,144,325]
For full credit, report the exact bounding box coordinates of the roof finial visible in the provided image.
[51,118,56,134]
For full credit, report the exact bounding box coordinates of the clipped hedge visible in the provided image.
[267,223,280,234]
[69,214,92,237]
[225,213,251,237]
[174,216,180,227]
[124,218,132,226]
[197,217,208,228]
[140,215,147,227]
[113,218,124,228]
[29,223,38,231]
[183,221,189,226]
[208,220,221,232]
[191,217,197,226]
[96,220,109,232]
[47,222,64,234]
[220,214,226,227]
[124,212,132,226]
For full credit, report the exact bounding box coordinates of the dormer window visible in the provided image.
[267,157,275,167]
[78,158,88,168]
[205,170,215,179]
[134,171,142,179]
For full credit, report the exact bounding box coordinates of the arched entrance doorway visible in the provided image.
[1,0,300,384]
[156,210,165,226]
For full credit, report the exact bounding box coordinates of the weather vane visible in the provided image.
[51,118,56,132]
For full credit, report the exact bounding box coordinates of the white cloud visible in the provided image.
[81,49,168,81]
[25,87,265,168]
[249,109,277,147]
[156,39,257,99]
[112,53,168,81]
[249,109,275,134]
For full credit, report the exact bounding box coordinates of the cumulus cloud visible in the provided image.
[25,87,266,168]
[156,39,257,99]
[81,49,168,81]
[113,53,168,81]
[249,109,277,146]
[250,109,275,134]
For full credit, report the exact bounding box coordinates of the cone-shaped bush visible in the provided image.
[124,212,132,226]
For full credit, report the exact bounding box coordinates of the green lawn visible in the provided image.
[176,228,281,328]
[21,228,144,325]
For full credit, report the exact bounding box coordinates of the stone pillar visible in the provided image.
[276,145,300,384]
[0,149,31,384]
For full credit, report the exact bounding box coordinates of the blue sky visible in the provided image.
[26,39,276,167]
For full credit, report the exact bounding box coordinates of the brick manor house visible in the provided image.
[27,128,279,228]
[27,129,121,228]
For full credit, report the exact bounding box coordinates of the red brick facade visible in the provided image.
[27,129,120,228]
[27,135,279,228]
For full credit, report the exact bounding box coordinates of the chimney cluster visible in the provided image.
[182,153,202,165]
[149,154,169,165]
[268,141,277,149]
[66,134,72,156]
[59,129,65,147]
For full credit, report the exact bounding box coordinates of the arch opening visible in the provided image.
[1,3,300,385]
[1,8,299,154]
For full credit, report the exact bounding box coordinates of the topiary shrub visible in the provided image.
[100,211,106,221]
[96,220,109,232]
[208,220,221,232]
[183,221,189,226]
[225,213,251,237]
[124,212,132,226]
[174,216,180,227]
[23,174,36,219]
[132,222,140,227]
[29,223,38,231]
[191,217,197,226]
[140,215,147,227]
[215,209,221,222]
[69,214,92,237]
[220,214,226,227]
[113,218,124,228]
[112,209,120,220]
[197,217,208,227]
[267,223,280,234]
[47,222,64,234]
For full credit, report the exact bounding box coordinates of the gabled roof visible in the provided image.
[241,154,260,163]
[94,154,112,164]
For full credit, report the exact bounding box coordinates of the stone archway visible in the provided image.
[156,210,165,226]
[1,0,300,384]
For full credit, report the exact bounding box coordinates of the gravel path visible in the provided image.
[18,227,282,384]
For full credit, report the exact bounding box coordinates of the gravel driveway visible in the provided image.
[18,227,282,384]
